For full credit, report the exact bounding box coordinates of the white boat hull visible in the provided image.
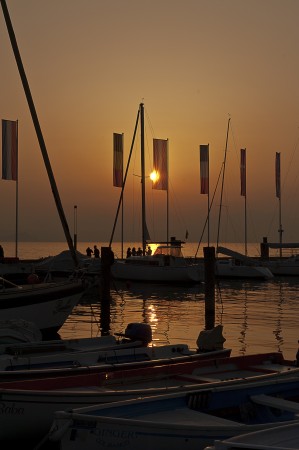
[111,259,203,283]
[0,280,84,335]
[262,258,299,276]
[216,260,273,279]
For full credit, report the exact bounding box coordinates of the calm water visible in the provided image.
[2,241,299,361]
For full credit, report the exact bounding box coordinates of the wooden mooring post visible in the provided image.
[100,247,114,298]
[203,246,215,330]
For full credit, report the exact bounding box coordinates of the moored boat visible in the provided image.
[204,421,299,450]
[0,277,86,338]
[0,324,230,380]
[0,351,297,441]
[112,241,203,283]
[49,374,299,450]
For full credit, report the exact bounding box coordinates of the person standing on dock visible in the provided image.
[86,246,93,257]
[93,245,100,258]
[0,244,4,259]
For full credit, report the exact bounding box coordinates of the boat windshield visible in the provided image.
[154,245,183,258]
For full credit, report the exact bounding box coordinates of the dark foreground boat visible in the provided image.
[49,374,299,450]
[0,351,297,441]
[0,278,85,338]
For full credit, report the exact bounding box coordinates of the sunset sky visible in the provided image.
[1,0,299,250]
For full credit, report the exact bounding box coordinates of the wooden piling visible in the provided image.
[100,246,114,299]
[260,236,269,260]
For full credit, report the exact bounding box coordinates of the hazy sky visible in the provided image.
[1,0,299,249]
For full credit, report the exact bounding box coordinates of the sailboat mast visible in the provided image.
[216,117,230,253]
[140,103,147,255]
[15,120,19,258]
[1,0,78,267]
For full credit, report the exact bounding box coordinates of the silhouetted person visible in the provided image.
[0,244,3,259]
[94,245,100,258]
[132,247,137,256]
[137,247,142,256]
[86,246,93,257]
[147,245,152,255]
[126,247,132,258]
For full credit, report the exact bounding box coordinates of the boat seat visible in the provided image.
[251,394,299,412]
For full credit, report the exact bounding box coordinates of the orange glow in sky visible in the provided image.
[1,0,299,246]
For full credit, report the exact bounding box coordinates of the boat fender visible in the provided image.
[124,322,152,345]
[27,273,40,284]
[197,325,226,351]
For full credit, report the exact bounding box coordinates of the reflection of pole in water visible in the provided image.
[111,279,127,334]
[100,296,111,336]
[100,247,114,335]
[204,247,215,330]
[239,288,248,355]
[273,282,284,352]
[215,282,224,325]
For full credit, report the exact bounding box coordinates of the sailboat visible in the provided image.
[112,236,204,283]
[111,103,203,283]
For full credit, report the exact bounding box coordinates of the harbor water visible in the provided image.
[2,241,299,361]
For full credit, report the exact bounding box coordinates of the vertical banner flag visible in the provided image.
[200,144,209,194]
[275,152,281,199]
[113,132,123,187]
[240,148,246,197]
[153,138,168,190]
[2,119,18,181]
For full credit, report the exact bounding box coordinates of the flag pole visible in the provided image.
[241,148,247,256]
[244,189,247,256]
[121,134,124,259]
[207,144,210,247]
[73,205,77,251]
[121,161,124,260]
[15,119,18,258]
[140,103,147,256]
[200,144,210,247]
[166,139,169,243]
[276,152,283,258]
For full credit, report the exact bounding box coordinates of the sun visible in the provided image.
[150,170,159,182]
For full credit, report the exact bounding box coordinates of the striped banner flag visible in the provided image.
[200,144,209,194]
[113,133,123,187]
[2,119,18,181]
[240,148,246,196]
[275,152,281,199]
[153,138,168,190]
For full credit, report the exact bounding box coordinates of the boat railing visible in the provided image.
[0,276,23,290]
